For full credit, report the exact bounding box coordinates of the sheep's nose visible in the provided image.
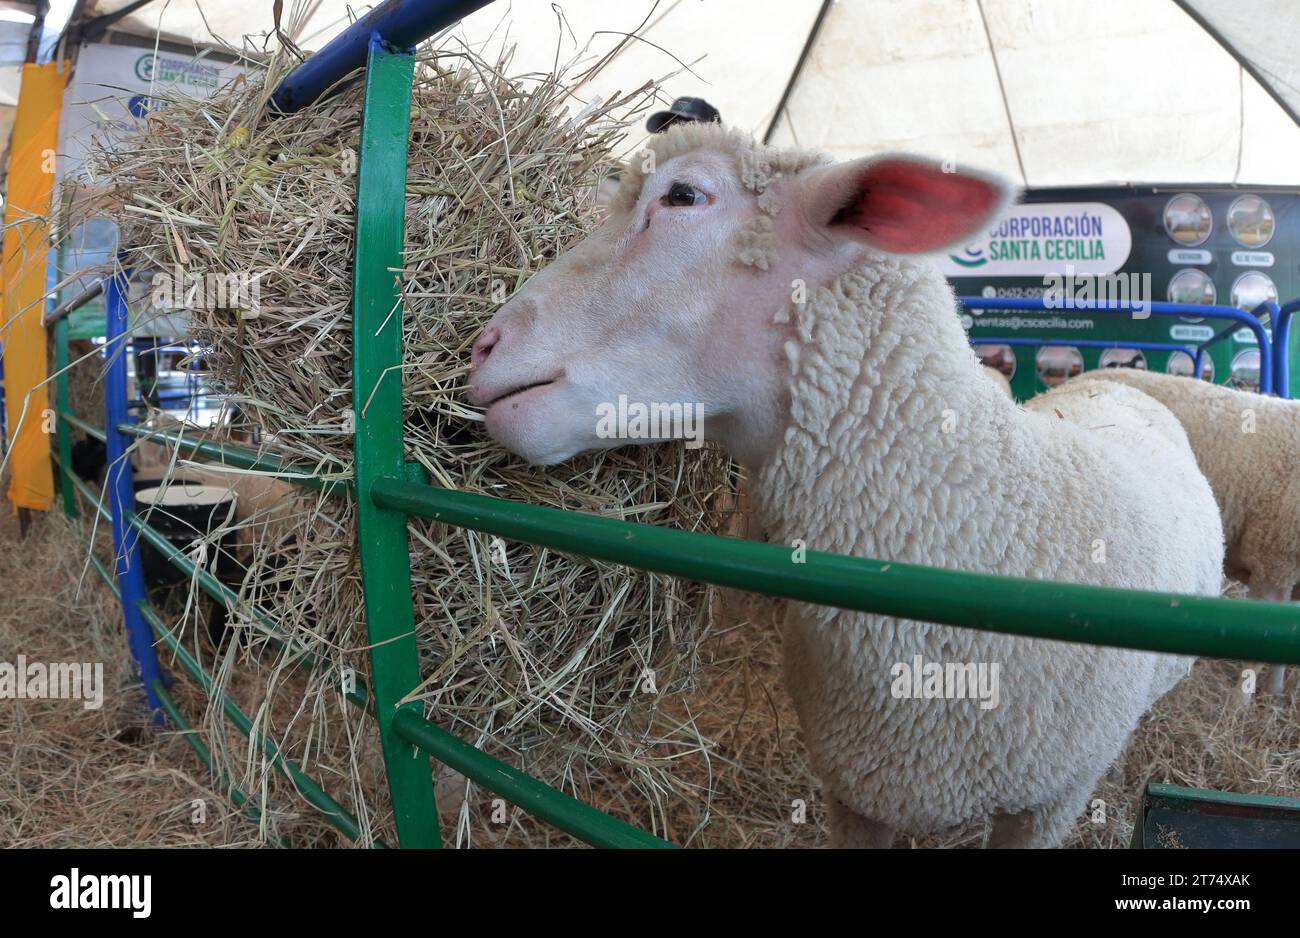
[471,326,500,367]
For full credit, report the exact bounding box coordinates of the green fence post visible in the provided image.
[351,34,441,848]
[54,314,76,519]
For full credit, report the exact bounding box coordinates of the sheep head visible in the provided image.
[469,123,1012,467]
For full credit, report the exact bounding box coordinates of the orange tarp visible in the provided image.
[2,61,68,513]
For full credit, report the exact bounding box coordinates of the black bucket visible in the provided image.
[133,475,203,494]
[134,483,240,588]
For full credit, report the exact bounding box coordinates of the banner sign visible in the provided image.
[59,43,245,179]
[941,203,1132,277]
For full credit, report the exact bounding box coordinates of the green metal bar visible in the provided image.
[78,533,120,599]
[1145,782,1300,812]
[63,424,323,664]
[70,470,354,839]
[59,473,122,603]
[66,446,366,845]
[60,506,294,845]
[123,507,313,662]
[370,477,1300,665]
[67,464,110,523]
[114,422,349,494]
[137,601,378,846]
[149,678,290,848]
[63,411,348,493]
[350,37,440,849]
[54,316,77,518]
[68,463,344,696]
[62,409,106,443]
[391,709,674,848]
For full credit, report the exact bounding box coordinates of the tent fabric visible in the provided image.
[3,60,67,513]
[1180,0,1300,126]
[79,0,1300,187]
[767,0,1300,186]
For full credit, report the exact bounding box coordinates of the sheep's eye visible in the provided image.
[663,182,707,207]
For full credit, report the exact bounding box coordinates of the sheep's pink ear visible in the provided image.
[800,155,1012,254]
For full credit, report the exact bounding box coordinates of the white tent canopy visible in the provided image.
[72,0,1300,186]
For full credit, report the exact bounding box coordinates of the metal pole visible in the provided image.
[103,270,165,723]
[370,476,1300,666]
[958,297,1274,394]
[54,313,76,518]
[268,0,493,114]
[1272,300,1294,399]
[350,35,441,848]
[43,278,103,327]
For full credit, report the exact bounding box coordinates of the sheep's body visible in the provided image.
[1075,368,1300,598]
[753,260,1223,844]
[1077,367,1300,695]
[982,365,1013,399]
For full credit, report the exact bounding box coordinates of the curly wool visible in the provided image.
[733,215,779,270]
[1078,368,1300,599]
[609,123,829,216]
[750,254,1224,845]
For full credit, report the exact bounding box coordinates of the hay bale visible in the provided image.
[78,45,739,843]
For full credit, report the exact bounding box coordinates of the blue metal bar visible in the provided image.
[103,270,165,724]
[1275,297,1299,400]
[968,336,1214,381]
[1189,301,1279,393]
[1197,317,1253,356]
[1196,302,1279,353]
[970,337,1200,354]
[268,0,494,114]
[958,297,1273,393]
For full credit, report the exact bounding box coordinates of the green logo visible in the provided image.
[132,52,220,90]
[949,246,987,268]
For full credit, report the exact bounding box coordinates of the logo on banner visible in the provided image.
[943,203,1132,277]
[134,53,222,89]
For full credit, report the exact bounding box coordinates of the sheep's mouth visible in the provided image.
[483,376,561,409]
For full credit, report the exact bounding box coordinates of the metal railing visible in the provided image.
[958,296,1280,395]
[46,0,1300,850]
[1274,296,1299,397]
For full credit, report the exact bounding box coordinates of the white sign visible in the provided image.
[1234,328,1258,345]
[941,203,1132,277]
[1231,250,1274,267]
[1168,249,1213,265]
[1169,325,1215,342]
[58,43,247,180]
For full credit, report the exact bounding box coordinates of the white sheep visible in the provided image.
[1077,367,1299,699]
[982,364,1014,399]
[467,123,1223,847]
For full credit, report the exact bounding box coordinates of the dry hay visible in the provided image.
[0,508,341,846]
[60,339,106,427]
[74,39,738,846]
